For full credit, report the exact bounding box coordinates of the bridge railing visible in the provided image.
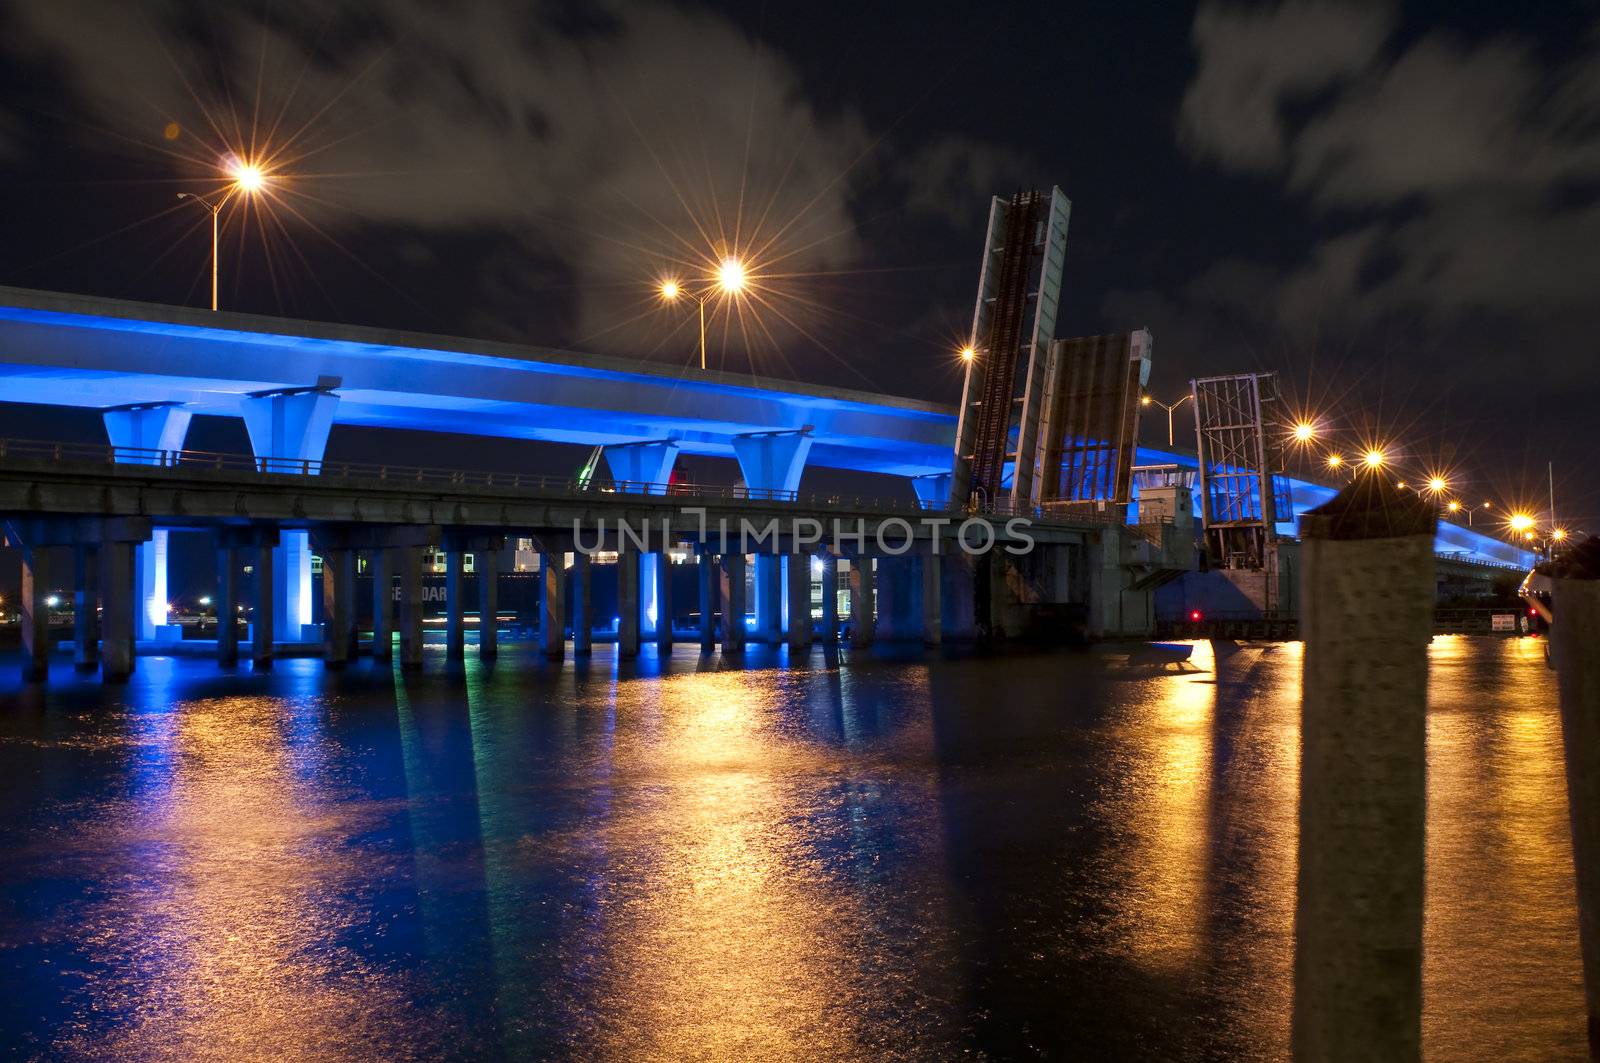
[0,436,1126,527]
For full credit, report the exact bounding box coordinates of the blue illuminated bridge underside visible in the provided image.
[0,286,1529,568]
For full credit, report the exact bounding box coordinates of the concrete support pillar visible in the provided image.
[133,529,170,642]
[602,439,680,494]
[322,547,357,668]
[873,554,922,642]
[1293,482,1435,1062]
[719,552,747,651]
[370,549,393,660]
[912,472,952,509]
[445,548,467,664]
[240,386,338,642]
[922,553,942,646]
[849,557,875,648]
[477,548,499,660]
[540,551,566,659]
[251,541,275,668]
[1548,541,1600,1056]
[698,551,716,652]
[571,552,593,656]
[941,550,978,640]
[398,547,424,671]
[731,428,813,498]
[19,544,50,682]
[654,551,673,652]
[617,550,640,658]
[104,403,191,644]
[754,554,781,642]
[99,541,135,681]
[216,546,238,666]
[820,552,838,643]
[785,554,812,650]
[73,543,99,671]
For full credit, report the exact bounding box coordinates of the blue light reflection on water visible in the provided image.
[0,638,1587,1059]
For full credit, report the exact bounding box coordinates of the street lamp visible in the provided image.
[959,344,976,362]
[658,256,749,370]
[1362,448,1386,471]
[1141,393,1192,447]
[176,158,269,311]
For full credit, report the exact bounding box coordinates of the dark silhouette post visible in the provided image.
[1546,537,1600,1057]
[1294,478,1436,1062]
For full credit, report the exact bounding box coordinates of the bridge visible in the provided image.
[0,286,1533,682]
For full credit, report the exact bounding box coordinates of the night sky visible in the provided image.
[1,0,1596,528]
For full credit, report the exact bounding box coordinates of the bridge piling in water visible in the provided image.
[719,552,746,651]
[1293,479,1435,1062]
[819,551,839,643]
[571,552,592,656]
[1547,538,1600,1057]
[397,547,424,671]
[539,549,566,660]
[18,542,49,682]
[849,557,875,648]
[72,544,98,671]
[697,551,716,653]
[617,548,641,657]
[251,540,275,669]
[786,553,811,651]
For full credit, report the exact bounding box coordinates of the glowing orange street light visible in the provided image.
[1362,448,1386,470]
[1553,528,1568,542]
[176,157,270,311]
[960,344,976,362]
[658,257,749,370]
[1326,453,1344,470]
[1427,476,1447,494]
[1292,421,1316,443]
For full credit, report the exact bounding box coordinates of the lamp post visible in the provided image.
[176,160,267,312]
[1141,393,1192,447]
[659,257,748,370]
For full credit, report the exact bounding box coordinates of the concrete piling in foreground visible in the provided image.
[1294,477,1436,1063]
[1546,537,1600,1057]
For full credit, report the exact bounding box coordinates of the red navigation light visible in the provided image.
[1190,610,1202,621]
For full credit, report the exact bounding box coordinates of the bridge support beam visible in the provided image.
[912,473,951,510]
[571,552,592,656]
[19,543,50,682]
[73,544,99,671]
[215,545,238,666]
[103,403,191,644]
[240,386,339,644]
[100,541,136,681]
[446,548,467,664]
[697,551,716,652]
[941,552,978,640]
[753,556,781,643]
[873,554,922,642]
[653,551,673,652]
[786,554,812,651]
[819,551,838,643]
[617,550,641,658]
[477,548,499,661]
[322,547,358,668]
[397,547,425,671]
[251,541,275,668]
[540,550,566,659]
[848,557,874,648]
[370,550,393,660]
[719,552,747,651]
[922,553,942,645]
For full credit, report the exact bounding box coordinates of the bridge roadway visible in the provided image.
[0,440,1118,683]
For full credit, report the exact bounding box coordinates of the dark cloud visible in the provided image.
[899,136,1043,225]
[3,0,875,358]
[1178,0,1395,169]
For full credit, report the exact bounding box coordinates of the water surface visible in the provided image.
[0,637,1585,1059]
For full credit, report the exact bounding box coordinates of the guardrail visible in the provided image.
[0,437,1131,527]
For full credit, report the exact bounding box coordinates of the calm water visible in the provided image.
[0,637,1585,1060]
